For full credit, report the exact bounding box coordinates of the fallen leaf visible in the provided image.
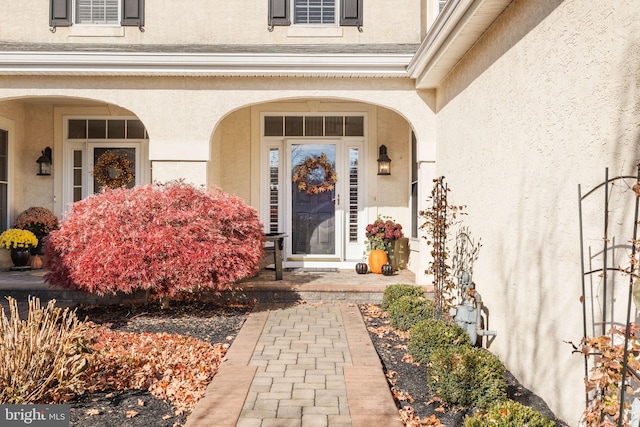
[125,410,139,418]
[162,415,172,420]
[85,408,100,416]
[137,398,145,407]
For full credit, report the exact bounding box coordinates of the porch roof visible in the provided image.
[0,43,419,79]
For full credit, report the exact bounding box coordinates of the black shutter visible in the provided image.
[268,0,290,27]
[122,0,145,27]
[340,0,363,27]
[50,0,72,27]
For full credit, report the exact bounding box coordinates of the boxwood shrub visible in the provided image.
[428,345,507,408]
[408,318,471,364]
[463,399,556,427]
[381,284,425,311]
[387,295,434,331]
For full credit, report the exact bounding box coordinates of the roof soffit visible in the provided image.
[408,0,513,89]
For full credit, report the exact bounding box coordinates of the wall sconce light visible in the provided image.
[377,145,391,175]
[36,147,52,176]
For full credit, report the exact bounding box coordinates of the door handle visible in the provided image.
[333,195,340,205]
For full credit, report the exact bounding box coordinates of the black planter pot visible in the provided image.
[10,248,31,268]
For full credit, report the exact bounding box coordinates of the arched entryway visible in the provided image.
[210,98,416,269]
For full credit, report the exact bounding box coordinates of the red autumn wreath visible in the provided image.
[92,150,134,189]
[292,153,337,195]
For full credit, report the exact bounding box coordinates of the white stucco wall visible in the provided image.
[0,0,423,45]
[433,0,640,423]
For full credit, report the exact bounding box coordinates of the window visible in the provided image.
[76,0,119,25]
[50,0,144,28]
[263,115,364,137]
[0,130,7,232]
[68,119,147,139]
[410,132,418,239]
[295,0,336,25]
[268,0,362,28]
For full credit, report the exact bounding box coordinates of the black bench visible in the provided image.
[263,233,287,280]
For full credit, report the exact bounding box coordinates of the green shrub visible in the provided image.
[463,399,556,427]
[0,297,92,404]
[428,345,507,409]
[381,284,425,311]
[408,318,471,364]
[387,295,434,331]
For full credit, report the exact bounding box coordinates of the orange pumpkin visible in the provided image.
[30,254,43,270]
[368,249,388,274]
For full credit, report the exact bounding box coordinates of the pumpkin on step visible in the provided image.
[368,249,388,274]
[30,254,43,270]
[355,262,368,274]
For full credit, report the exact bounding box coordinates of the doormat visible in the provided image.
[299,268,339,273]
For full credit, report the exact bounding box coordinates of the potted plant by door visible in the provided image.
[365,216,404,274]
[12,207,59,256]
[0,228,38,269]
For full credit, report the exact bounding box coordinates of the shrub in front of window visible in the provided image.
[387,295,434,331]
[381,284,425,311]
[463,399,556,427]
[44,182,265,297]
[428,345,507,409]
[408,318,471,364]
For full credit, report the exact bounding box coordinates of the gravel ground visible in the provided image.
[65,301,569,427]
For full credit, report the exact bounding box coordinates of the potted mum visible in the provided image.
[365,216,404,273]
[12,207,58,255]
[0,228,38,268]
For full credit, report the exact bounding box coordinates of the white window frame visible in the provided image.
[260,112,367,265]
[0,117,13,231]
[74,0,120,25]
[62,117,149,212]
[293,0,339,26]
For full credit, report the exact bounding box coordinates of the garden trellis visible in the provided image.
[578,165,640,425]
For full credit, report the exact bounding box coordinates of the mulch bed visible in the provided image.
[64,301,568,427]
[69,301,253,427]
[359,304,570,427]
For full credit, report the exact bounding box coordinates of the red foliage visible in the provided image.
[44,182,265,296]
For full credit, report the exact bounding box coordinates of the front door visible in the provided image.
[288,141,341,259]
[88,144,139,194]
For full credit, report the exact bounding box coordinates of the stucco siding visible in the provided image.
[434,0,640,423]
[1,0,423,45]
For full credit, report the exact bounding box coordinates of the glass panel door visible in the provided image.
[88,144,138,194]
[289,142,339,257]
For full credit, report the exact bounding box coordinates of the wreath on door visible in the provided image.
[92,150,134,189]
[292,153,337,195]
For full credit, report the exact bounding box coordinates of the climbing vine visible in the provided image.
[419,176,465,317]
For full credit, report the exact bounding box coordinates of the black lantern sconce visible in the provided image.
[36,147,52,176]
[377,145,391,175]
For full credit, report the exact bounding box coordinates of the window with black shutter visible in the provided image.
[49,0,144,28]
[269,0,362,29]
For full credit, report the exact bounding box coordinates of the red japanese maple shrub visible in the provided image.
[44,182,265,297]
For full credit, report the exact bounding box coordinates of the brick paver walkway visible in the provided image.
[186,303,403,427]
